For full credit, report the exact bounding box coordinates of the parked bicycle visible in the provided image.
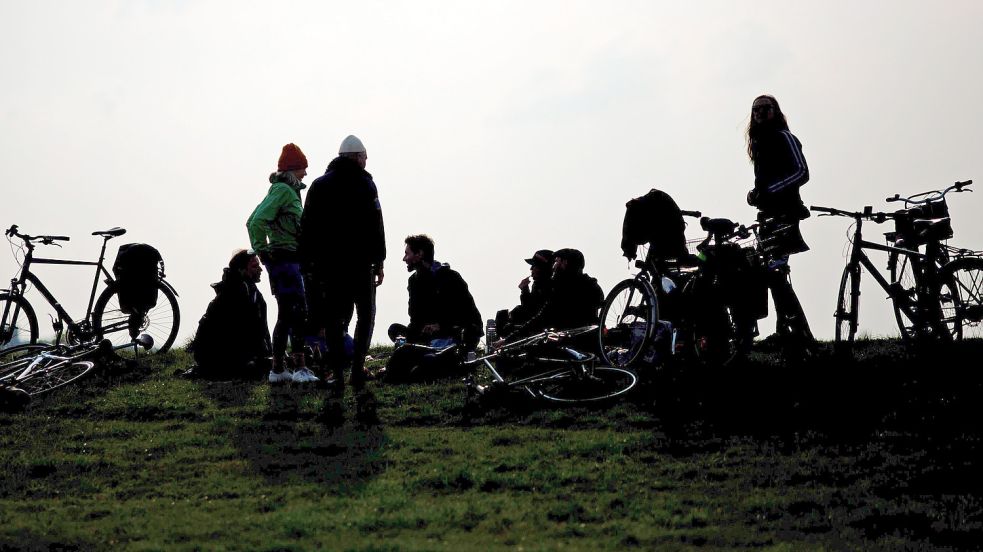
[812,182,978,345]
[882,180,982,339]
[0,225,180,353]
[465,325,637,405]
[0,334,154,397]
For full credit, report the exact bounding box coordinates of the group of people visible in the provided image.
[190,93,817,388]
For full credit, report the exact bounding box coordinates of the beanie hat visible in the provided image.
[339,135,366,154]
[277,143,308,172]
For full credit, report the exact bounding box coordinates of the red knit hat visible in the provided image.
[277,143,308,172]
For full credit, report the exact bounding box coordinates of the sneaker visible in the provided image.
[268,369,294,384]
[292,368,320,384]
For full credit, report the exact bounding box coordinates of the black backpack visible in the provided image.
[112,243,162,315]
[620,189,688,260]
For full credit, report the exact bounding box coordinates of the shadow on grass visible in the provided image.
[200,382,386,493]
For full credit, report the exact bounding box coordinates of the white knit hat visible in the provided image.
[339,135,366,154]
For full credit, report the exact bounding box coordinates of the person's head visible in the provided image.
[525,249,554,281]
[403,234,435,272]
[339,135,368,169]
[552,248,585,276]
[229,249,262,283]
[746,95,790,160]
[277,143,308,181]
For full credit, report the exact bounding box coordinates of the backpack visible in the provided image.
[112,243,162,315]
[620,189,688,260]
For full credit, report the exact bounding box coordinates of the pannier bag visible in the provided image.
[893,199,953,246]
[112,243,162,315]
[621,189,688,261]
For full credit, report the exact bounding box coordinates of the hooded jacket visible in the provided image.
[750,129,810,216]
[509,271,603,339]
[406,261,483,347]
[192,268,271,377]
[301,156,386,270]
[246,172,306,255]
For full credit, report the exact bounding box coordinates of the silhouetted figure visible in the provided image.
[190,249,271,380]
[495,248,554,338]
[301,135,385,394]
[745,95,816,352]
[246,143,317,384]
[498,248,604,347]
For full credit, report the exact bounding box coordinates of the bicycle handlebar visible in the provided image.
[810,205,892,223]
[4,224,70,244]
[885,179,974,204]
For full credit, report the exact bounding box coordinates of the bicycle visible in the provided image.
[464,325,637,405]
[0,334,154,397]
[881,180,982,339]
[0,225,180,353]
[597,210,703,370]
[811,200,964,345]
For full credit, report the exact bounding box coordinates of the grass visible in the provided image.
[2,341,983,550]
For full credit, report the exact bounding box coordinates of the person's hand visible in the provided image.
[746,189,759,206]
[518,276,530,291]
[373,266,385,287]
[421,323,440,336]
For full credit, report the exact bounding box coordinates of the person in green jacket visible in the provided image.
[246,143,318,384]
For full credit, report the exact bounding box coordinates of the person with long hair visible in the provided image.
[745,95,816,356]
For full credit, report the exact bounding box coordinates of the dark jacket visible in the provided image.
[192,269,271,378]
[750,129,809,216]
[510,271,603,339]
[512,277,552,324]
[300,156,386,270]
[407,262,483,348]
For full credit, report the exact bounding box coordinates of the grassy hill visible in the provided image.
[2,341,982,551]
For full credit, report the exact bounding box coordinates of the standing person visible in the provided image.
[300,135,385,393]
[246,143,319,384]
[745,94,816,353]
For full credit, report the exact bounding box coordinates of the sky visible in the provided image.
[2,0,981,347]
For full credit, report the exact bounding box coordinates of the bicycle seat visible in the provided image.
[700,217,737,235]
[92,227,127,238]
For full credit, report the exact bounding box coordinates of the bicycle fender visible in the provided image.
[160,278,179,298]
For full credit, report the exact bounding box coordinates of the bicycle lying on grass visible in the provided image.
[464,325,637,405]
[0,333,154,397]
[0,225,180,353]
[812,180,981,346]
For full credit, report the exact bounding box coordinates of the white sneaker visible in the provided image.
[292,368,320,384]
[268,369,294,384]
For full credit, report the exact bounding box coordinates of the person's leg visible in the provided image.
[351,268,377,388]
[768,261,815,343]
[264,261,291,375]
[323,274,356,393]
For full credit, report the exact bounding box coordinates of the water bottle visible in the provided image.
[485,319,497,352]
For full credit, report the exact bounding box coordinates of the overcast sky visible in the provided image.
[2,0,981,346]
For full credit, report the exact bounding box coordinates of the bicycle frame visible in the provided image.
[4,234,115,340]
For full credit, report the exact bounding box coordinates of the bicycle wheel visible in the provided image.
[835,265,861,345]
[939,256,983,339]
[92,281,180,353]
[0,344,48,382]
[678,275,739,366]
[889,251,960,340]
[598,278,658,369]
[0,293,38,349]
[536,366,637,404]
[14,360,96,397]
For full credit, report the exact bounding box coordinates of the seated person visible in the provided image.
[385,234,483,382]
[497,248,604,349]
[495,248,553,338]
[189,250,272,380]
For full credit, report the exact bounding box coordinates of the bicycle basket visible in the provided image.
[894,199,953,245]
[757,218,809,258]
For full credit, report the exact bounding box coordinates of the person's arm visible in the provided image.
[766,131,809,194]
[363,178,386,283]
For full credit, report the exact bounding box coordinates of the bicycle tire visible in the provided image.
[0,293,39,349]
[939,256,983,339]
[536,365,637,404]
[14,360,96,397]
[889,251,960,340]
[0,344,49,382]
[91,281,180,353]
[598,278,659,370]
[835,264,861,346]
